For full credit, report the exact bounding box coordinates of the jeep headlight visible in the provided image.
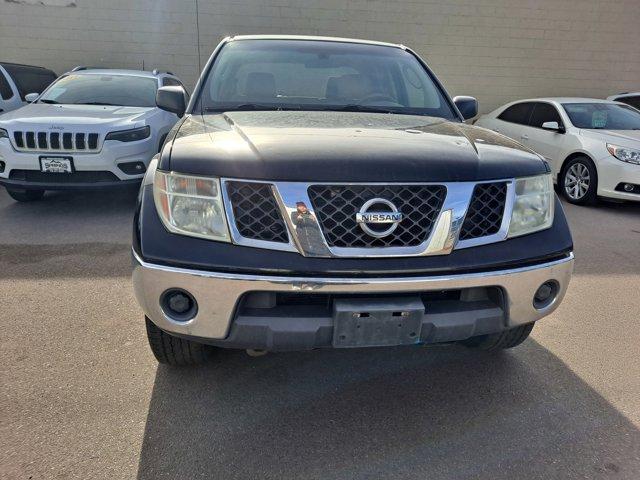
[607,144,640,165]
[0,128,9,140]
[153,171,230,242]
[508,174,554,237]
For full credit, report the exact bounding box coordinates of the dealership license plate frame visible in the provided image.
[39,156,74,174]
[332,297,424,348]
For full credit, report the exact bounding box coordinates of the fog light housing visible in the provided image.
[533,280,559,310]
[160,288,197,322]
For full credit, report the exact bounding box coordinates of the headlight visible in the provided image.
[0,128,8,140]
[153,170,230,242]
[105,125,150,142]
[607,144,640,165]
[508,174,554,238]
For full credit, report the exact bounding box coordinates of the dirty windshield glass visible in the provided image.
[199,40,457,119]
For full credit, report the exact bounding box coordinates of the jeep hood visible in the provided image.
[0,103,155,129]
[161,111,548,182]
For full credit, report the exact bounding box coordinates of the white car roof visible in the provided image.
[228,34,404,49]
[512,97,616,104]
[69,69,174,79]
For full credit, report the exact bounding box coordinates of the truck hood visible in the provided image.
[0,103,155,130]
[161,111,548,182]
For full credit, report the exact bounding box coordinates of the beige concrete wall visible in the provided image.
[1,0,639,113]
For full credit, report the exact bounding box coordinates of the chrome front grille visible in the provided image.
[222,179,515,258]
[308,185,446,248]
[12,131,100,152]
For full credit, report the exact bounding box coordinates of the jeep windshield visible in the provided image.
[38,73,158,107]
[198,39,458,119]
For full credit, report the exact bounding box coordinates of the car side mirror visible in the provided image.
[24,93,39,103]
[156,86,186,117]
[453,96,478,120]
[542,121,565,133]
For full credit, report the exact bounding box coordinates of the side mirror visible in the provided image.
[156,86,186,117]
[541,121,565,133]
[453,96,478,121]
[24,93,39,103]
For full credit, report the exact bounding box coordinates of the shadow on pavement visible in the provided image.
[137,342,640,480]
[0,187,137,278]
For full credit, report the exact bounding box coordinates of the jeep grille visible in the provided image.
[12,131,100,152]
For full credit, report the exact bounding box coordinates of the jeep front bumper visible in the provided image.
[133,250,574,351]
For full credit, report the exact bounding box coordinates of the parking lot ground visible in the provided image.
[1,187,639,480]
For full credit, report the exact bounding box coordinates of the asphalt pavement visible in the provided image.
[1,187,639,479]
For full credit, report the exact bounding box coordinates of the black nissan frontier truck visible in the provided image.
[132,36,574,366]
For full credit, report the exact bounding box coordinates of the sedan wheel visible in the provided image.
[561,157,597,205]
[564,163,590,200]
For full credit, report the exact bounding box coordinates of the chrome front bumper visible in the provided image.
[133,250,574,343]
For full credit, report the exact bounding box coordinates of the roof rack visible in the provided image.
[152,69,175,76]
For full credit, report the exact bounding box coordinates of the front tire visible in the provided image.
[461,323,534,351]
[560,156,598,205]
[6,188,45,202]
[145,317,214,366]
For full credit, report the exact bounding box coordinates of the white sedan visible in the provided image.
[475,98,640,205]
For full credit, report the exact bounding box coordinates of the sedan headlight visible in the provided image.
[153,170,230,242]
[0,128,8,140]
[607,144,640,165]
[508,174,554,238]
[105,125,150,142]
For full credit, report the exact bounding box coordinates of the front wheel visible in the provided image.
[461,323,534,351]
[560,156,598,205]
[6,188,45,202]
[145,317,214,366]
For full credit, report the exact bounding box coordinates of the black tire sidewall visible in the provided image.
[560,156,598,205]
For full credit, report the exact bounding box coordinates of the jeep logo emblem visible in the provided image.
[356,198,403,238]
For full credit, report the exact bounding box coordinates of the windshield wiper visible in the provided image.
[39,99,59,104]
[205,103,302,113]
[330,104,398,114]
[79,101,119,106]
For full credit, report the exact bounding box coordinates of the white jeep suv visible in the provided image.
[0,68,187,201]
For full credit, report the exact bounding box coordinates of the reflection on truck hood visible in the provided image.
[161,111,547,182]
[0,103,155,129]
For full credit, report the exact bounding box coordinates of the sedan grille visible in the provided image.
[308,185,447,248]
[226,182,289,243]
[12,131,100,152]
[459,182,508,240]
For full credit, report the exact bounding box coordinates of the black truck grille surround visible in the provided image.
[226,182,289,243]
[459,182,508,240]
[308,185,447,248]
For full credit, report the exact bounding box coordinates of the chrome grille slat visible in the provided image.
[10,130,101,152]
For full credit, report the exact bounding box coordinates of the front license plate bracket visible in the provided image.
[332,297,424,348]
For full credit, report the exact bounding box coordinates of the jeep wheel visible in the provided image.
[145,317,214,366]
[461,323,534,351]
[6,188,45,202]
[561,156,598,205]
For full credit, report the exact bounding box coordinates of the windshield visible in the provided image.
[39,73,158,107]
[198,40,457,119]
[562,103,640,130]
